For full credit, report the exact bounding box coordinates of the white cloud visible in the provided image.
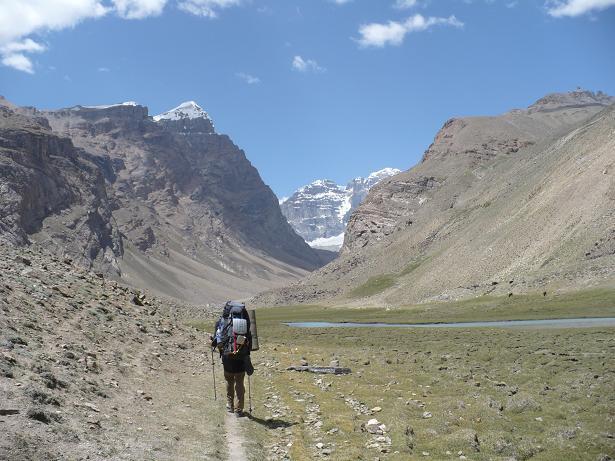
[0,0,175,73]
[1,38,46,54]
[177,0,243,17]
[112,0,167,19]
[0,0,108,46]
[0,38,46,74]
[98,66,111,72]
[0,0,109,73]
[330,0,353,4]
[393,0,419,9]
[546,0,615,16]
[356,14,463,48]
[292,55,326,73]
[236,72,260,84]
[2,53,36,74]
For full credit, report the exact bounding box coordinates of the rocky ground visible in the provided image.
[2,241,614,460]
[239,305,615,461]
[0,243,230,460]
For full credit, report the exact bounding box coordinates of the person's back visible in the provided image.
[211,301,252,416]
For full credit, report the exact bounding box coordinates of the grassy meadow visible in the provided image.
[194,289,615,460]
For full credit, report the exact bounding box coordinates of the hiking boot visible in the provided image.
[235,409,246,417]
[226,404,234,413]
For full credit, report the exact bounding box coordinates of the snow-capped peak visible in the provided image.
[153,101,212,122]
[81,101,139,109]
[368,167,401,181]
[280,167,401,251]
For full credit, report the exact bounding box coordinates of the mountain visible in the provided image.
[0,98,329,304]
[280,168,401,251]
[254,89,615,306]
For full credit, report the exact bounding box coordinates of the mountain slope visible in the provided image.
[280,168,401,251]
[0,99,327,304]
[255,90,615,306]
[0,105,122,272]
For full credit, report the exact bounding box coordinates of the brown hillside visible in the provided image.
[254,90,615,306]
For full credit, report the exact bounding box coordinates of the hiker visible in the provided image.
[210,301,254,416]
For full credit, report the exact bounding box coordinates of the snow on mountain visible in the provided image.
[280,168,401,251]
[152,101,215,134]
[308,233,345,252]
[81,101,139,109]
[153,101,213,123]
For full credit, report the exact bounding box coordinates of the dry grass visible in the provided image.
[206,290,615,460]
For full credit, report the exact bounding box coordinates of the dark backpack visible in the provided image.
[218,301,251,360]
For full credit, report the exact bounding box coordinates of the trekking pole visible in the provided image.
[248,375,252,413]
[211,348,217,401]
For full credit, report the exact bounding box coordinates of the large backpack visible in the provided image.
[217,301,251,360]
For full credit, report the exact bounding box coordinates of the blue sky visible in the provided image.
[1,0,614,198]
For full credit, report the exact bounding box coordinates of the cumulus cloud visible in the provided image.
[546,0,615,16]
[356,14,463,48]
[2,53,37,74]
[177,0,243,17]
[236,72,260,84]
[0,0,244,73]
[0,0,105,73]
[0,38,46,74]
[292,55,326,73]
[113,0,167,19]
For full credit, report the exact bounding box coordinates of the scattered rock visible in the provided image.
[0,409,19,415]
[26,407,59,424]
[14,256,32,266]
[133,293,146,306]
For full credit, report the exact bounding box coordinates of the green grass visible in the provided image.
[190,289,615,460]
[399,259,424,276]
[244,312,614,460]
[258,288,615,325]
[347,258,426,299]
[348,274,397,298]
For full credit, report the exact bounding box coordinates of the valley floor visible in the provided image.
[2,247,614,461]
[218,293,615,461]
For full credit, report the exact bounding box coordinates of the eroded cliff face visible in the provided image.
[254,90,615,306]
[0,106,121,272]
[0,100,326,303]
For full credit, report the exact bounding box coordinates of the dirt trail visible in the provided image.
[224,411,248,460]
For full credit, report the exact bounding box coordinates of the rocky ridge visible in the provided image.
[0,98,328,304]
[280,168,401,251]
[0,105,122,273]
[255,90,615,306]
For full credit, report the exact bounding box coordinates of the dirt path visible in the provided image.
[224,411,248,460]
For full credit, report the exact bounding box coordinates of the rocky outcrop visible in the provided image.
[0,105,121,272]
[255,90,615,306]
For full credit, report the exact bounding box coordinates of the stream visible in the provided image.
[285,317,615,329]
